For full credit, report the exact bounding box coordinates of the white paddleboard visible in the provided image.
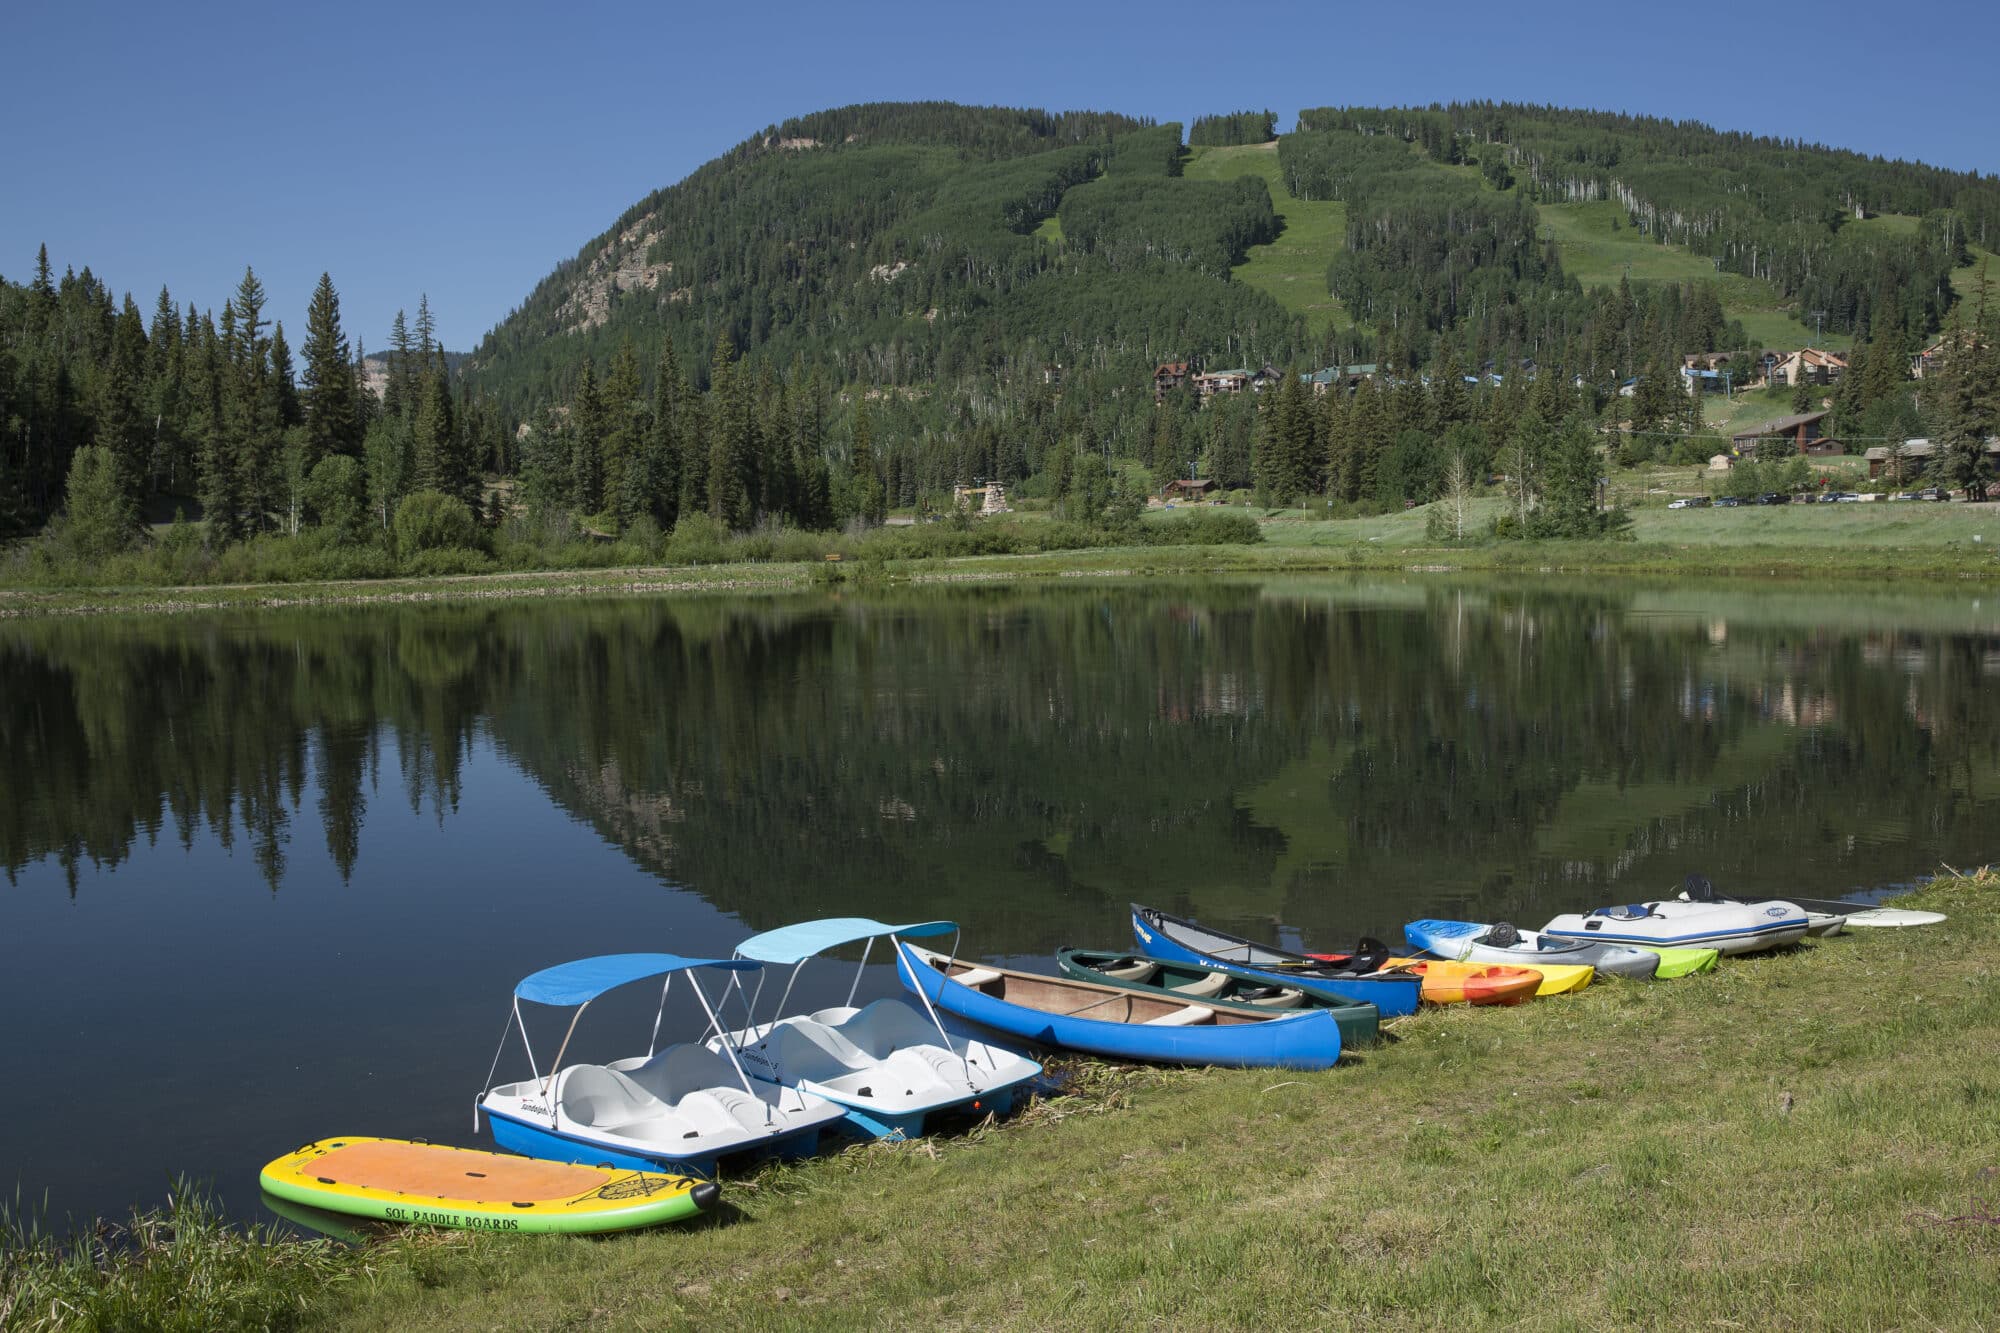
[1838,908,1947,929]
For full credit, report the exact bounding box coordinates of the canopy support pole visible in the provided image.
[647,974,673,1059]
[543,1000,590,1103]
[845,937,873,1010]
[898,934,976,1088]
[689,975,771,1121]
[475,1007,519,1132]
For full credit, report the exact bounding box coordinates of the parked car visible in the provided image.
[1714,496,1744,507]
[1754,492,1790,505]
[1834,492,1863,502]
[1889,491,1921,501]
[1918,487,1951,501]
[1667,497,1710,509]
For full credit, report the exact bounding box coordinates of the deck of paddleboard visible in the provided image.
[295,1139,618,1203]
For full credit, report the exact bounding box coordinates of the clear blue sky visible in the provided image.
[5,0,1993,353]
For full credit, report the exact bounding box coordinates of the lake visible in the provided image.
[5,575,1998,1226]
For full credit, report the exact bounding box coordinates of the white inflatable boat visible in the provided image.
[1541,898,1810,955]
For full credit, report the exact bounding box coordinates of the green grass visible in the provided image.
[300,871,2000,1330]
[1534,199,1850,352]
[1185,142,1350,335]
[11,496,2000,623]
[0,1177,469,1333]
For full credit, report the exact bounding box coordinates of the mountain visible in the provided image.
[465,103,1308,418]
[470,101,2000,420]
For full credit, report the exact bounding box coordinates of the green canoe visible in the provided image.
[1055,948,1381,1046]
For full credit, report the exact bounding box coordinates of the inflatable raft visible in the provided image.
[260,1138,717,1234]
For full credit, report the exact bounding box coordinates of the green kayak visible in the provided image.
[1627,944,1721,978]
[1055,948,1381,1046]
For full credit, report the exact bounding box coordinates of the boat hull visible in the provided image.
[1542,901,1810,955]
[1055,948,1382,1047]
[1404,919,1666,981]
[896,943,1343,1070]
[1130,906,1422,1017]
[1384,957,1553,1004]
[260,1137,717,1234]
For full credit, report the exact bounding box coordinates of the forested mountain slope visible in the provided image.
[467,103,1304,418]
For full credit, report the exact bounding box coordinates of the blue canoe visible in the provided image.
[1130,904,1423,1018]
[893,940,1343,1070]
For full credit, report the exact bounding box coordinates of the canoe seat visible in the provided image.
[1099,959,1158,982]
[953,967,1002,989]
[1242,988,1304,1008]
[1143,1004,1215,1027]
[1168,971,1231,998]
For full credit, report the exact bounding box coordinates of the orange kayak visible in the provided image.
[1384,957,1542,1006]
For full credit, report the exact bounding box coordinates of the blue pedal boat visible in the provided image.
[477,954,847,1178]
[1129,904,1423,1017]
[894,940,1344,1070]
[718,918,1043,1140]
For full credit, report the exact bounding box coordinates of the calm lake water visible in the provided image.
[5,576,1999,1226]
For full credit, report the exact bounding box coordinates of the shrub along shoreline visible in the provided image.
[4,516,2000,620]
[4,872,1997,1331]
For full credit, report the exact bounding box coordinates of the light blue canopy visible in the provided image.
[513,953,758,1007]
[732,918,958,965]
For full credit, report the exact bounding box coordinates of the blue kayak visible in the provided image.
[1405,918,1663,979]
[1130,904,1422,1018]
[894,941,1343,1070]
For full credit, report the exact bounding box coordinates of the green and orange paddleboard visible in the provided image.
[260,1137,717,1235]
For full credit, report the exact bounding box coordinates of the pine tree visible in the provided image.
[1537,416,1605,537]
[412,366,463,502]
[58,445,136,559]
[602,339,644,528]
[269,322,301,429]
[633,336,684,529]
[569,361,605,514]
[301,274,360,466]
[385,310,416,419]
[96,295,149,515]
[227,268,279,532]
[1502,406,1555,530]
[1928,295,1996,501]
[850,400,884,524]
[706,333,753,528]
[144,285,188,496]
[194,315,241,542]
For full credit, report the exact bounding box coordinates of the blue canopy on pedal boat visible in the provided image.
[732,918,959,965]
[513,954,759,1007]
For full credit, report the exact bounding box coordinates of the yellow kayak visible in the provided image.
[260,1137,717,1234]
[1384,957,1565,1004]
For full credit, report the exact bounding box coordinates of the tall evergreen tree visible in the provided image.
[569,361,606,514]
[144,285,189,496]
[385,310,416,419]
[96,295,149,515]
[269,322,301,429]
[706,333,753,528]
[301,273,359,464]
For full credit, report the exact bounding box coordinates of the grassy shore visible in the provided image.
[5,873,1995,1331]
[6,499,2000,620]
